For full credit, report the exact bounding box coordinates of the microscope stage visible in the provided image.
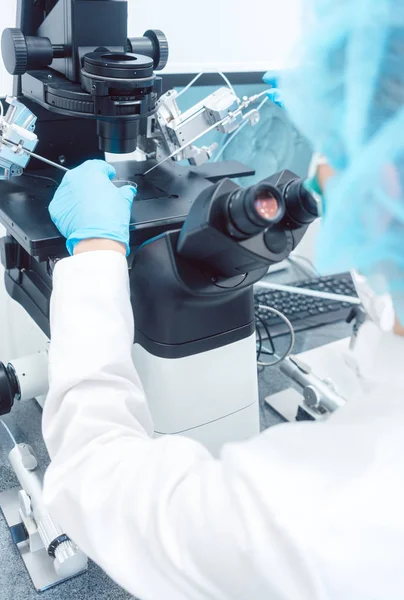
[0,160,254,260]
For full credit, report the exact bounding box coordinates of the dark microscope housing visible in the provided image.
[132,170,318,359]
[1,0,169,153]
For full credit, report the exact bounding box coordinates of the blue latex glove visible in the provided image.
[262,72,284,108]
[262,73,278,88]
[49,160,136,256]
[266,89,284,108]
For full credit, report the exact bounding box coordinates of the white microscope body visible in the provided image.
[4,335,259,456]
[133,334,260,455]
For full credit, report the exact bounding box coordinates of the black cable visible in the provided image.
[255,320,263,361]
[255,314,276,363]
[22,173,59,186]
[261,319,276,356]
[255,304,295,367]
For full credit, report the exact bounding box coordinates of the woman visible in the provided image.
[43,1,404,598]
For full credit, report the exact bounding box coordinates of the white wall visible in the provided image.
[0,0,305,75]
[128,0,304,73]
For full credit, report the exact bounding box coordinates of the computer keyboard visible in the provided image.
[255,272,359,337]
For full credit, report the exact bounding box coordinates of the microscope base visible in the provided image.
[0,488,87,592]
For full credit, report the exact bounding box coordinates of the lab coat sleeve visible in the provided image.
[42,252,325,600]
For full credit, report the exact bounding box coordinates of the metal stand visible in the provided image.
[265,338,360,422]
[265,388,320,422]
[0,488,87,592]
[0,442,88,591]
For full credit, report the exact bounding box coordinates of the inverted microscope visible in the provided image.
[0,0,318,590]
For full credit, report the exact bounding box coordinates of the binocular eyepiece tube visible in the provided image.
[225,183,284,240]
[224,175,318,242]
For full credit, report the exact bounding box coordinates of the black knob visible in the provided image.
[1,27,55,75]
[144,30,169,71]
[0,362,17,416]
[127,30,169,71]
[1,28,28,75]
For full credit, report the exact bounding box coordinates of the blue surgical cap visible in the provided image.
[280,0,404,321]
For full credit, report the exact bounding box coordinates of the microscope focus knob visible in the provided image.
[127,29,169,71]
[0,362,17,415]
[1,28,63,75]
[1,28,28,75]
[144,30,169,71]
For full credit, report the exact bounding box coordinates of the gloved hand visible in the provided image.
[49,159,136,256]
[262,72,284,108]
[266,89,284,108]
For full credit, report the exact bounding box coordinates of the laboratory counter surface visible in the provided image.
[0,266,352,599]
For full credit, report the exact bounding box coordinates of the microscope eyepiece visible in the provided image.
[284,178,318,225]
[178,171,319,279]
[253,189,281,221]
[226,183,284,240]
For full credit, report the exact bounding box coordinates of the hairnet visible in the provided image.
[280,0,404,322]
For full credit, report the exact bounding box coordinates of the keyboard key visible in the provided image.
[294,311,311,319]
[255,272,359,336]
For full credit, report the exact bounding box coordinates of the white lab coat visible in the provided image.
[42,251,404,600]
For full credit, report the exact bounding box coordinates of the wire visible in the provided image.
[255,314,276,363]
[176,72,204,98]
[0,420,17,447]
[215,120,248,163]
[143,114,231,175]
[287,257,313,278]
[146,82,266,175]
[256,305,295,367]
[255,318,263,360]
[251,90,269,101]
[176,71,237,100]
[290,254,321,277]
[214,96,269,162]
[22,172,59,186]
[258,317,276,356]
[218,71,236,97]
